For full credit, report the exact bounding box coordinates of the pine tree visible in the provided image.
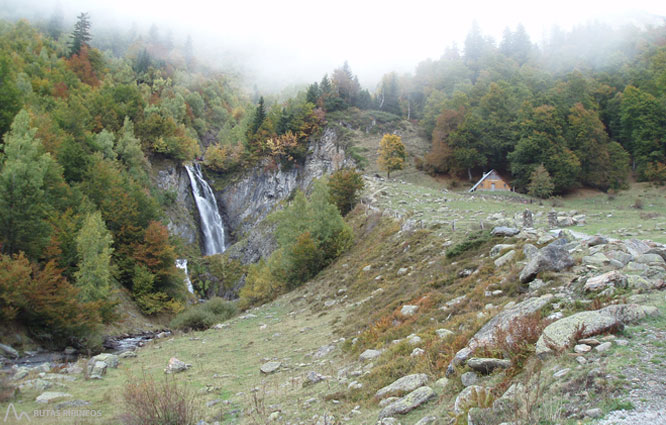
[377,134,407,178]
[69,12,92,57]
[0,110,53,257]
[0,55,21,137]
[74,211,114,302]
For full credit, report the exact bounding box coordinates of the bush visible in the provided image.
[328,168,365,215]
[170,297,237,331]
[169,308,215,331]
[446,231,491,259]
[121,374,197,425]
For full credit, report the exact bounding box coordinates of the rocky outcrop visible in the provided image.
[519,239,575,283]
[217,128,351,263]
[152,158,200,246]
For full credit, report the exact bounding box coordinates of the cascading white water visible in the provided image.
[175,259,194,294]
[184,163,226,255]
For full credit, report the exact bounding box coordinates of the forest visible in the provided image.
[0,12,665,348]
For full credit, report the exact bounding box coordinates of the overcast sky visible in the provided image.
[5,0,666,90]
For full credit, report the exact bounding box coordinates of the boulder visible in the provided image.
[519,240,575,283]
[87,361,107,379]
[447,295,552,375]
[556,216,575,227]
[582,252,611,268]
[490,244,515,257]
[378,386,435,419]
[454,385,488,414]
[400,305,419,317]
[536,311,619,356]
[494,250,516,268]
[414,416,438,425]
[491,227,520,237]
[165,357,191,374]
[461,371,478,387]
[435,329,454,339]
[586,235,608,247]
[584,271,628,292]
[467,357,512,374]
[375,374,429,399]
[36,391,72,404]
[259,361,281,374]
[635,253,665,265]
[0,343,19,359]
[598,304,658,323]
[359,349,382,361]
[89,353,119,369]
[303,371,325,386]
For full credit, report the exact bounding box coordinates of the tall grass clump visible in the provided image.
[121,373,197,425]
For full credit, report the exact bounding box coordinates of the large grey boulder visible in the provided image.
[519,240,575,283]
[447,295,552,375]
[87,361,107,379]
[375,374,429,399]
[259,361,281,374]
[89,353,119,369]
[359,349,382,361]
[467,358,512,375]
[535,311,619,356]
[36,391,72,404]
[494,250,515,268]
[378,386,435,419]
[0,343,18,359]
[535,304,657,357]
[165,357,191,374]
[491,227,520,237]
[584,271,628,292]
[454,385,487,414]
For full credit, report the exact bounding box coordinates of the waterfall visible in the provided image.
[175,259,194,294]
[184,163,226,255]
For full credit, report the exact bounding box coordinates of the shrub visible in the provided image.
[121,373,197,425]
[328,168,365,215]
[169,307,215,331]
[446,231,491,259]
[169,297,237,331]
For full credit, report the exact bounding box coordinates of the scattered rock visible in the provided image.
[375,374,429,399]
[599,304,659,323]
[410,348,425,357]
[574,344,592,353]
[407,334,422,345]
[586,236,608,247]
[491,244,515,257]
[461,371,478,387]
[378,386,435,419]
[260,361,281,374]
[467,357,512,374]
[454,385,486,414]
[595,342,613,352]
[165,357,192,374]
[89,353,119,369]
[87,361,107,379]
[553,368,570,378]
[379,397,400,408]
[494,250,516,268]
[397,267,409,276]
[414,416,438,425]
[584,271,628,292]
[434,377,449,388]
[585,408,603,418]
[436,329,454,339]
[54,400,89,410]
[313,344,335,358]
[36,391,72,404]
[578,338,600,346]
[519,240,575,283]
[119,351,137,358]
[0,343,19,359]
[536,311,619,356]
[400,305,419,316]
[491,227,520,237]
[304,371,325,386]
[583,252,611,267]
[359,349,382,361]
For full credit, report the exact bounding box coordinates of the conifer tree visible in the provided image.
[69,12,92,57]
[74,211,114,302]
[527,164,554,199]
[0,110,53,257]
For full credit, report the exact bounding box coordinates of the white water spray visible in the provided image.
[184,163,226,255]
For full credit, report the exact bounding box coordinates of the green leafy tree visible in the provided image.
[0,55,21,137]
[74,211,114,302]
[0,110,54,257]
[328,168,365,215]
[377,134,406,178]
[69,12,92,57]
[527,164,554,198]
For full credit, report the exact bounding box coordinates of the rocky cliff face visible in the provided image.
[151,158,200,248]
[216,128,351,264]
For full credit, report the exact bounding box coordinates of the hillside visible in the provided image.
[3,121,665,423]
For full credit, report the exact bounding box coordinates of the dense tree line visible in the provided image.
[393,23,665,191]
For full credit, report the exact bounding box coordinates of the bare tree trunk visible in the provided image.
[468,168,472,181]
[407,99,411,120]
